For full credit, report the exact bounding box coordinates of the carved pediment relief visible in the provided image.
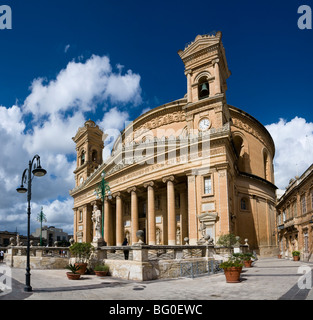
[198,211,218,222]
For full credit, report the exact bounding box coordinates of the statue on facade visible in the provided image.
[91,204,102,242]
[156,228,161,245]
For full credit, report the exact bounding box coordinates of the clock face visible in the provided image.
[199,118,210,131]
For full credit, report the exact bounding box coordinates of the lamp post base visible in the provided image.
[24,285,32,292]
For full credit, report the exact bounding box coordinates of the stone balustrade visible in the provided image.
[2,243,249,281]
[3,246,70,269]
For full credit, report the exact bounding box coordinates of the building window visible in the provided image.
[283,211,286,222]
[278,214,281,225]
[301,195,306,215]
[241,198,248,211]
[92,150,97,162]
[204,176,212,195]
[81,151,85,165]
[79,211,83,222]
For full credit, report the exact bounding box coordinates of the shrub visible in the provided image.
[94,264,109,272]
[65,263,81,274]
[69,242,93,262]
[220,257,243,269]
[217,234,238,248]
[292,251,300,256]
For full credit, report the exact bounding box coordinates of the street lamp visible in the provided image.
[16,154,47,292]
[93,171,112,240]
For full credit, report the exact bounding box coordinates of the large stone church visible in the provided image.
[69,32,278,256]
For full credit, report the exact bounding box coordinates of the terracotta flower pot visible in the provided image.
[223,267,241,283]
[95,271,108,277]
[74,263,88,275]
[278,254,282,259]
[244,260,253,268]
[293,255,300,261]
[66,272,81,280]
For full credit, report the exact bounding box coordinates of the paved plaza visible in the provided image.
[1,258,313,301]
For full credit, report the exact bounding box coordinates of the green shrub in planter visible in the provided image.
[69,242,93,262]
[94,264,109,272]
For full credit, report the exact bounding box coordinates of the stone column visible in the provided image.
[187,174,198,244]
[104,198,110,245]
[114,192,123,246]
[213,59,221,95]
[180,189,188,242]
[73,208,77,242]
[144,181,156,245]
[163,176,176,245]
[128,187,138,245]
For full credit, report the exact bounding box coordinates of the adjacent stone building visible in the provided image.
[31,226,71,246]
[69,32,278,256]
[276,164,313,261]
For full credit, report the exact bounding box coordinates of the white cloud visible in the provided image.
[23,54,141,118]
[0,54,143,235]
[266,117,313,189]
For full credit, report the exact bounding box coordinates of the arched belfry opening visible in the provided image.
[80,150,85,166]
[198,76,210,100]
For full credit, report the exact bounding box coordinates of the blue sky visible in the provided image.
[0,0,312,235]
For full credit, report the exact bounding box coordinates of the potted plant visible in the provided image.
[94,264,109,277]
[278,253,282,259]
[242,252,255,268]
[69,242,93,275]
[220,257,243,283]
[65,263,81,280]
[292,251,300,261]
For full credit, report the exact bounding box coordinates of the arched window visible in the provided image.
[80,151,85,165]
[198,76,210,100]
[240,198,249,211]
[92,150,97,162]
[233,135,246,172]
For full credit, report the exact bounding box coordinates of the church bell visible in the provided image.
[200,82,209,94]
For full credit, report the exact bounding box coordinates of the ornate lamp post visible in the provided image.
[93,171,112,240]
[16,154,47,292]
[36,206,47,246]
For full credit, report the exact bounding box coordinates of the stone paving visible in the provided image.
[1,258,313,301]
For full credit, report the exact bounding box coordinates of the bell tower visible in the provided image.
[178,31,231,104]
[72,119,105,187]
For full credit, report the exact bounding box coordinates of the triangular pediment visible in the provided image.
[178,32,222,61]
